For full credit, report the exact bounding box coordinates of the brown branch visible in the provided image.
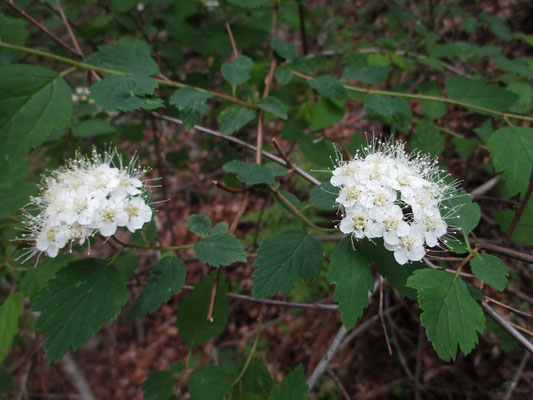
[476,241,533,264]
[379,276,392,355]
[55,0,83,57]
[211,180,249,194]
[486,296,533,320]
[271,137,293,171]
[225,22,238,59]
[504,168,533,245]
[326,369,351,400]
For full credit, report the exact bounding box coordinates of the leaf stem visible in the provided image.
[111,235,193,251]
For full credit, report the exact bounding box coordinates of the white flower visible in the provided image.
[384,224,426,265]
[124,197,152,232]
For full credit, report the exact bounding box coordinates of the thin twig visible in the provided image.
[271,138,293,171]
[503,168,533,245]
[326,369,351,400]
[297,0,308,55]
[379,276,392,355]
[55,0,83,57]
[62,352,97,400]
[476,241,533,264]
[503,346,531,400]
[486,296,533,320]
[415,324,424,400]
[225,22,239,59]
[211,180,249,193]
[470,175,501,199]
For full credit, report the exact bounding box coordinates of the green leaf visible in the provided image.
[20,254,76,300]
[275,67,292,86]
[127,256,186,320]
[142,370,174,400]
[221,55,254,90]
[328,237,374,328]
[342,64,390,85]
[297,134,336,167]
[309,98,346,130]
[194,231,246,267]
[445,76,517,113]
[89,75,163,112]
[85,38,159,75]
[493,198,533,246]
[473,119,493,143]
[223,160,277,185]
[31,259,128,361]
[169,87,213,130]
[363,95,411,133]
[218,105,256,134]
[271,38,297,60]
[189,365,232,400]
[488,126,533,196]
[0,292,23,365]
[176,271,230,348]
[452,136,478,159]
[112,253,139,282]
[507,81,533,114]
[441,190,480,236]
[268,364,309,400]
[0,64,72,160]
[407,269,485,361]
[252,230,324,298]
[308,75,347,100]
[257,96,288,119]
[233,359,272,400]
[110,0,137,12]
[71,119,116,138]
[420,82,446,120]
[470,254,508,291]
[309,182,339,210]
[410,119,444,156]
[227,0,269,9]
[188,214,212,238]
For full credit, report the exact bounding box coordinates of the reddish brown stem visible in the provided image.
[504,168,533,245]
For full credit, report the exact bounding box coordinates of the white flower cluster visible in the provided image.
[21,149,152,259]
[331,140,458,265]
[72,87,94,104]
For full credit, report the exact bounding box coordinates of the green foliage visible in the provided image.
[31,259,128,361]
[194,226,246,267]
[233,359,273,400]
[142,370,174,400]
[309,98,346,131]
[218,106,257,134]
[223,160,284,185]
[169,87,213,130]
[0,292,23,365]
[0,64,72,160]
[493,198,533,246]
[268,364,309,400]
[127,255,186,320]
[407,269,485,361]
[308,75,347,100]
[470,253,508,291]
[363,95,411,132]
[252,230,324,298]
[446,76,517,112]
[342,63,390,85]
[71,119,116,138]
[327,237,374,328]
[271,38,297,60]
[189,365,232,400]
[488,126,533,196]
[257,96,288,119]
[188,214,212,238]
[441,191,480,235]
[176,272,229,348]
[309,182,339,210]
[20,254,76,300]
[221,56,254,91]
[410,119,444,156]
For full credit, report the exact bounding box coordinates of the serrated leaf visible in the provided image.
[142,370,174,400]
[169,87,213,130]
[233,359,272,400]
[212,221,229,234]
[85,38,159,76]
[268,364,309,400]
[0,64,72,160]
[31,259,128,361]
[364,94,411,133]
[470,254,508,291]
[188,214,212,238]
[407,269,485,361]
[446,76,517,113]
[223,160,276,185]
[221,55,254,90]
[112,253,139,282]
[252,230,324,298]
[309,98,346,130]
[218,105,256,134]
[20,254,76,300]
[309,182,339,210]
[127,256,186,320]
[257,96,287,119]
[452,136,478,159]
[342,64,390,85]
[473,119,493,143]
[89,75,163,112]
[271,38,297,60]
[410,119,444,156]
[275,67,292,86]
[441,190,480,235]
[176,271,229,348]
[488,126,533,196]
[308,75,347,100]
[328,237,374,329]
[0,292,23,365]
[189,365,232,400]
[194,231,246,267]
[297,134,336,167]
[71,119,116,138]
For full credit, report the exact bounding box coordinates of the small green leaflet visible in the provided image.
[470,254,508,291]
[420,82,446,120]
[252,230,324,298]
[221,55,254,90]
[275,67,292,86]
[194,230,246,268]
[257,96,288,119]
[308,75,347,100]
[126,255,186,320]
[441,190,480,236]
[218,105,256,134]
[0,64,72,160]
[169,87,213,130]
[142,370,174,400]
[309,182,339,210]
[268,364,309,400]
[445,76,517,112]
[189,365,232,400]
[271,38,297,60]
[364,95,412,133]
[176,272,230,349]
[85,37,159,75]
[188,214,212,238]
[0,292,23,365]
[342,64,390,85]
[232,358,272,400]
[327,237,374,329]
[31,259,128,361]
[488,126,533,196]
[297,133,336,167]
[71,119,116,138]
[407,269,485,361]
[89,75,163,112]
[309,98,346,131]
[20,254,76,300]
[223,160,285,185]
[410,119,444,157]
